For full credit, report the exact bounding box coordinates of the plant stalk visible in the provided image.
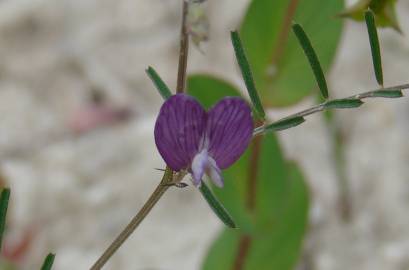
[90,1,190,268]
[231,134,262,270]
[270,0,299,66]
[232,235,252,270]
[90,169,173,270]
[253,83,409,137]
[332,123,352,221]
[176,0,190,93]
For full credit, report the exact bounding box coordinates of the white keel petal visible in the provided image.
[208,158,224,187]
[191,149,208,186]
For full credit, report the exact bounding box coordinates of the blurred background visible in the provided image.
[0,0,408,269]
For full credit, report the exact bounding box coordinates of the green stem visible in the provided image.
[90,168,173,270]
[253,83,409,136]
[90,1,191,268]
[332,123,352,221]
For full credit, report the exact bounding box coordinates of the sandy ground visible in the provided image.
[0,0,408,269]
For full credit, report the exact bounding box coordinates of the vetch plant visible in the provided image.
[1,1,405,269]
[86,1,409,269]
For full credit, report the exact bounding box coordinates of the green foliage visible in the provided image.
[187,75,241,109]
[202,141,309,269]
[262,116,306,133]
[245,163,309,270]
[201,230,240,270]
[240,0,343,106]
[365,10,384,86]
[292,23,329,99]
[188,70,309,270]
[199,182,236,228]
[0,188,10,251]
[371,89,403,98]
[230,31,266,120]
[339,0,401,32]
[146,66,172,99]
[324,98,364,109]
[41,253,55,270]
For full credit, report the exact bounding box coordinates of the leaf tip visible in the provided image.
[41,253,56,270]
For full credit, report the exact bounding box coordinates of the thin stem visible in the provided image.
[270,0,299,66]
[231,135,262,270]
[321,105,353,221]
[90,1,191,268]
[176,1,190,93]
[332,126,352,221]
[232,235,252,270]
[232,119,263,270]
[90,169,173,270]
[253,83,409,136]
[246,135,262,211]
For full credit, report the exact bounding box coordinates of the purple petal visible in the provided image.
[154,94,206,171]
[206,97,253,169]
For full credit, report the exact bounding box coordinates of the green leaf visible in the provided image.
[324,98,364,109]
[253,135,290,228]
[188,78,309,270]
[41,253,55,270]
[210,146,254,233]
[199,182,236,228]
[230,31,266,120]
[202,151,310,270]
[365,10,383,86]
[201,229,241,270]
[292,23,328,99]
[371,89,403,98]
[146,66,172,99]
[187,74,242,109]
[240,0,343,107]
[0,188,10,251]
[261,116,305,133]
[244,163,309,270]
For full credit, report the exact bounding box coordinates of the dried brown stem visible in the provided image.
[232,235,252,270]
[176,1,190,93]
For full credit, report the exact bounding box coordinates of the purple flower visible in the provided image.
[154,94,253,187]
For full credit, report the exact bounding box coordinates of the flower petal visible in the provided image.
[154,94,206,171]
[208,157,224,187]
[206,97,253,169]
[191,149,208,186]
